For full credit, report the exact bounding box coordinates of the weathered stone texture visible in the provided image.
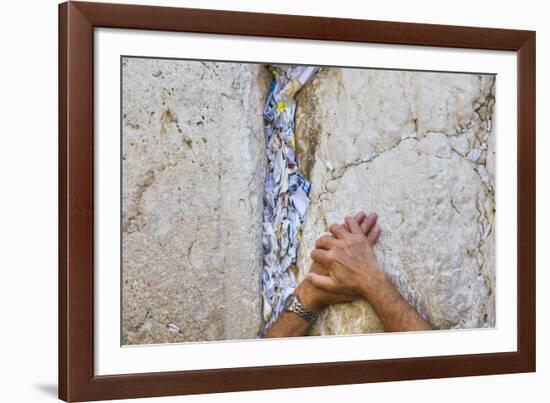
[122,58,270,344]
[295,68,496,334]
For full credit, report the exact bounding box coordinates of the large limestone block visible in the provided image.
[122,58,270,344]
[296,68,496,334]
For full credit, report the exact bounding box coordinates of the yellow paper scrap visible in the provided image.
[276,102,287,112]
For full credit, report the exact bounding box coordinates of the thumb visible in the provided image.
[307,272,338,293]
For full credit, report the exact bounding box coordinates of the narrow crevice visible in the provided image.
[259,65,321,334]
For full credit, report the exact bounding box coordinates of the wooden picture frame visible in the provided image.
[59,1,536,401]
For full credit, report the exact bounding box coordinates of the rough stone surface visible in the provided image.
[295,68,496,334]
[121,58,270,344]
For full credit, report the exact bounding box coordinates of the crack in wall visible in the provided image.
[259,65,320,334]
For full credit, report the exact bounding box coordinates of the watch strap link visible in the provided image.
[286,294,318,324]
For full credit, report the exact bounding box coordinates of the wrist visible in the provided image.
[295,282,323,314]
[358,266,389,300]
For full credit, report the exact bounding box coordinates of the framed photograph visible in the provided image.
[59,1,536,401]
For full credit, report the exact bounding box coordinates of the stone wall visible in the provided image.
[295,67,496,334]
[121,58,270,344]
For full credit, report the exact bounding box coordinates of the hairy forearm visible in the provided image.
[263,311,312,338]
[360,270,431,332]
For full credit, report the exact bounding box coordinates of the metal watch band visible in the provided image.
[285,293,318,324]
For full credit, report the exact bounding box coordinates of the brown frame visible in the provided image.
[59,1,536,401]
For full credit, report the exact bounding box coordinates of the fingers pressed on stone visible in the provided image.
[329,223,348,239]
[360,213,378,235]
[344,211,365,231]
[367,225,381,245]
[344,216,363,235]
[311,248,331,265]
[354,211,367,225]
[315,235,339,250]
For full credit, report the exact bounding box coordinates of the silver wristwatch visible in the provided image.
[284,293,318,324]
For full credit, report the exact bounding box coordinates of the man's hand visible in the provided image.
[264,211,383,338]
[295,261,353,313]
[308,214,432,332]
[297,212,381,312]
[308,215,382,296]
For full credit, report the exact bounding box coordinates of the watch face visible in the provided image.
[284,294,296,310]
